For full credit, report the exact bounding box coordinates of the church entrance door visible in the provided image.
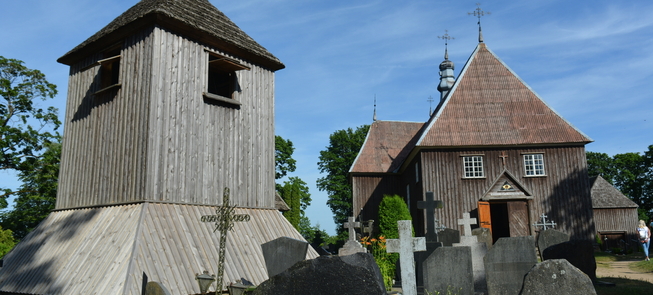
[481,200,530,243]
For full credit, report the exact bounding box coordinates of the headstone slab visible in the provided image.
[252,253,386,295]
[437,228,460,246]
[520,259,597,295]
[484,236,537,295]
[536,229,569,258]
[423,246,474,295]
[144,281,172,295]
[338,239,367,256]
[261,236,309,277]
[472,227,492,250]
[453,239,488,292]
[541,240,597,282]
[415,241,443,287]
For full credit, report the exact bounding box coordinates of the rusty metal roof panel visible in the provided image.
[0,203,318,295]
[418,43,592,147]
[350,120,425,173]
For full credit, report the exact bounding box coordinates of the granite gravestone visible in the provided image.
[437,228,460,246]
[520,259,597,295]
[338,216,367,256]
[252,253,386,295]
[542,240,597,282]
[261,236,309,277]
[484,236,537,295]
[144,281,172,295]
[536,229,569,258]
[387,220,426,295]
[472,227,492,250]
[453,213,487,293]
[423,246,473,295]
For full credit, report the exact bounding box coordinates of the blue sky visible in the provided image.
[1,0,652,235]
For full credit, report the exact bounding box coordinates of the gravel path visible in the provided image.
[596,258,653,283]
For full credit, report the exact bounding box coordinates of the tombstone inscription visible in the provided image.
[386,220,426,295]
[201,187,251,292]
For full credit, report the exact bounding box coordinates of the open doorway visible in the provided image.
[478,200,530,243]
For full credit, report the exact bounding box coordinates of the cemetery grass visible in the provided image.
[595,251,653,295]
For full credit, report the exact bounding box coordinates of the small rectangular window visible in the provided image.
[95,46,122,95]
[204,51,249,105]
[415,163,420,183]
[406,184,411,209]
[463,156,484,178]
[524,154,546,176]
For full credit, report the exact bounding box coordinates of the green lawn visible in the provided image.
[595,251,653,295]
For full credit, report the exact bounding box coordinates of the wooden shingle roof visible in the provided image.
[590,176,638,209]
[417,43,592,147]
[350,120,424,173]
[0,203,317,294]
[58,0,284,70]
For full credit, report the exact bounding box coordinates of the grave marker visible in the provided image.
[201,187,251,292]
[338,217,367,256]
[386,220,426,295]
[532,214,556,231]
[417,192,443,241]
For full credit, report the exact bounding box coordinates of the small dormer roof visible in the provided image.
[58,0,284,70]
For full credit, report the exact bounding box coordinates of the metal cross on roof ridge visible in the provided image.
[200,187,251,293]
[468,3,490,42]
[437,30,454,60]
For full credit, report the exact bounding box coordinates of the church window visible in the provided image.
[204,50,249,105]
[415,162,420,183]
[463,155,484,178]
[524,154,545,176]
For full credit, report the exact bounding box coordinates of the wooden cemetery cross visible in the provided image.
[458,212,477,237]
[532,213,556,231]
[343,216,361,241]
[417,191,443,241]
[200,187,251,293]
[387,220,426,295]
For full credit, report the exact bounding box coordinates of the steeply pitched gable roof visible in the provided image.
[58,0,283,70]
[417,43,591,147]
[350,120,424,173]
[590,176,638,208]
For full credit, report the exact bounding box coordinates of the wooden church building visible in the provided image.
[0,0,316,294]
[350,32,596,242]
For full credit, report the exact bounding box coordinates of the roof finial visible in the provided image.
[468,3,490,43]
[438,30,454,60]
[427,96,435,117]
[373,95,377,121]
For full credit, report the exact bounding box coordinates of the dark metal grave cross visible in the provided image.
[532,213,556,231]
[200,187,250,293]
[417,192,444,241]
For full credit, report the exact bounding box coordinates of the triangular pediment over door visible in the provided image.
[478,170,533,241]
[481,170,533,201]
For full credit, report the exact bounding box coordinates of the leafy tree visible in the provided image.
[316,125,369,236]
[0,139,60,240]
[0,57,60,182]
[586,151,616,184]
[275,135,296,180]
[0,225,15,258]
[278,176,311,230]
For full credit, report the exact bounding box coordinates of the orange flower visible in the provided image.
[370,238,377,242]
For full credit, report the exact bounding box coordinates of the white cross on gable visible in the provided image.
[458,212,477,237]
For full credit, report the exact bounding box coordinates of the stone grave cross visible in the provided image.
[343,216,361,241]
[200,187,251,293]
[458,212,477,237]
[417,191,443,241]
[532,213,556,231]
[363,220,374,237]
[387,220,426,295]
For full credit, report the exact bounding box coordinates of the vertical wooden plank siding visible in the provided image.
[417,146,594,239]
[56,26,275,209]
[593,208,638,235]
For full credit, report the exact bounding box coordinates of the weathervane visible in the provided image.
[468,3,490,43]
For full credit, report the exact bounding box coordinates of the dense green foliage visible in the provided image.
[278,176,311,230]
[316,125,369,236]
[378,194,412,239]
[275,135,296,180]
[0,140,60,240]
[587,146,653,217]
[0,226,15,258]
